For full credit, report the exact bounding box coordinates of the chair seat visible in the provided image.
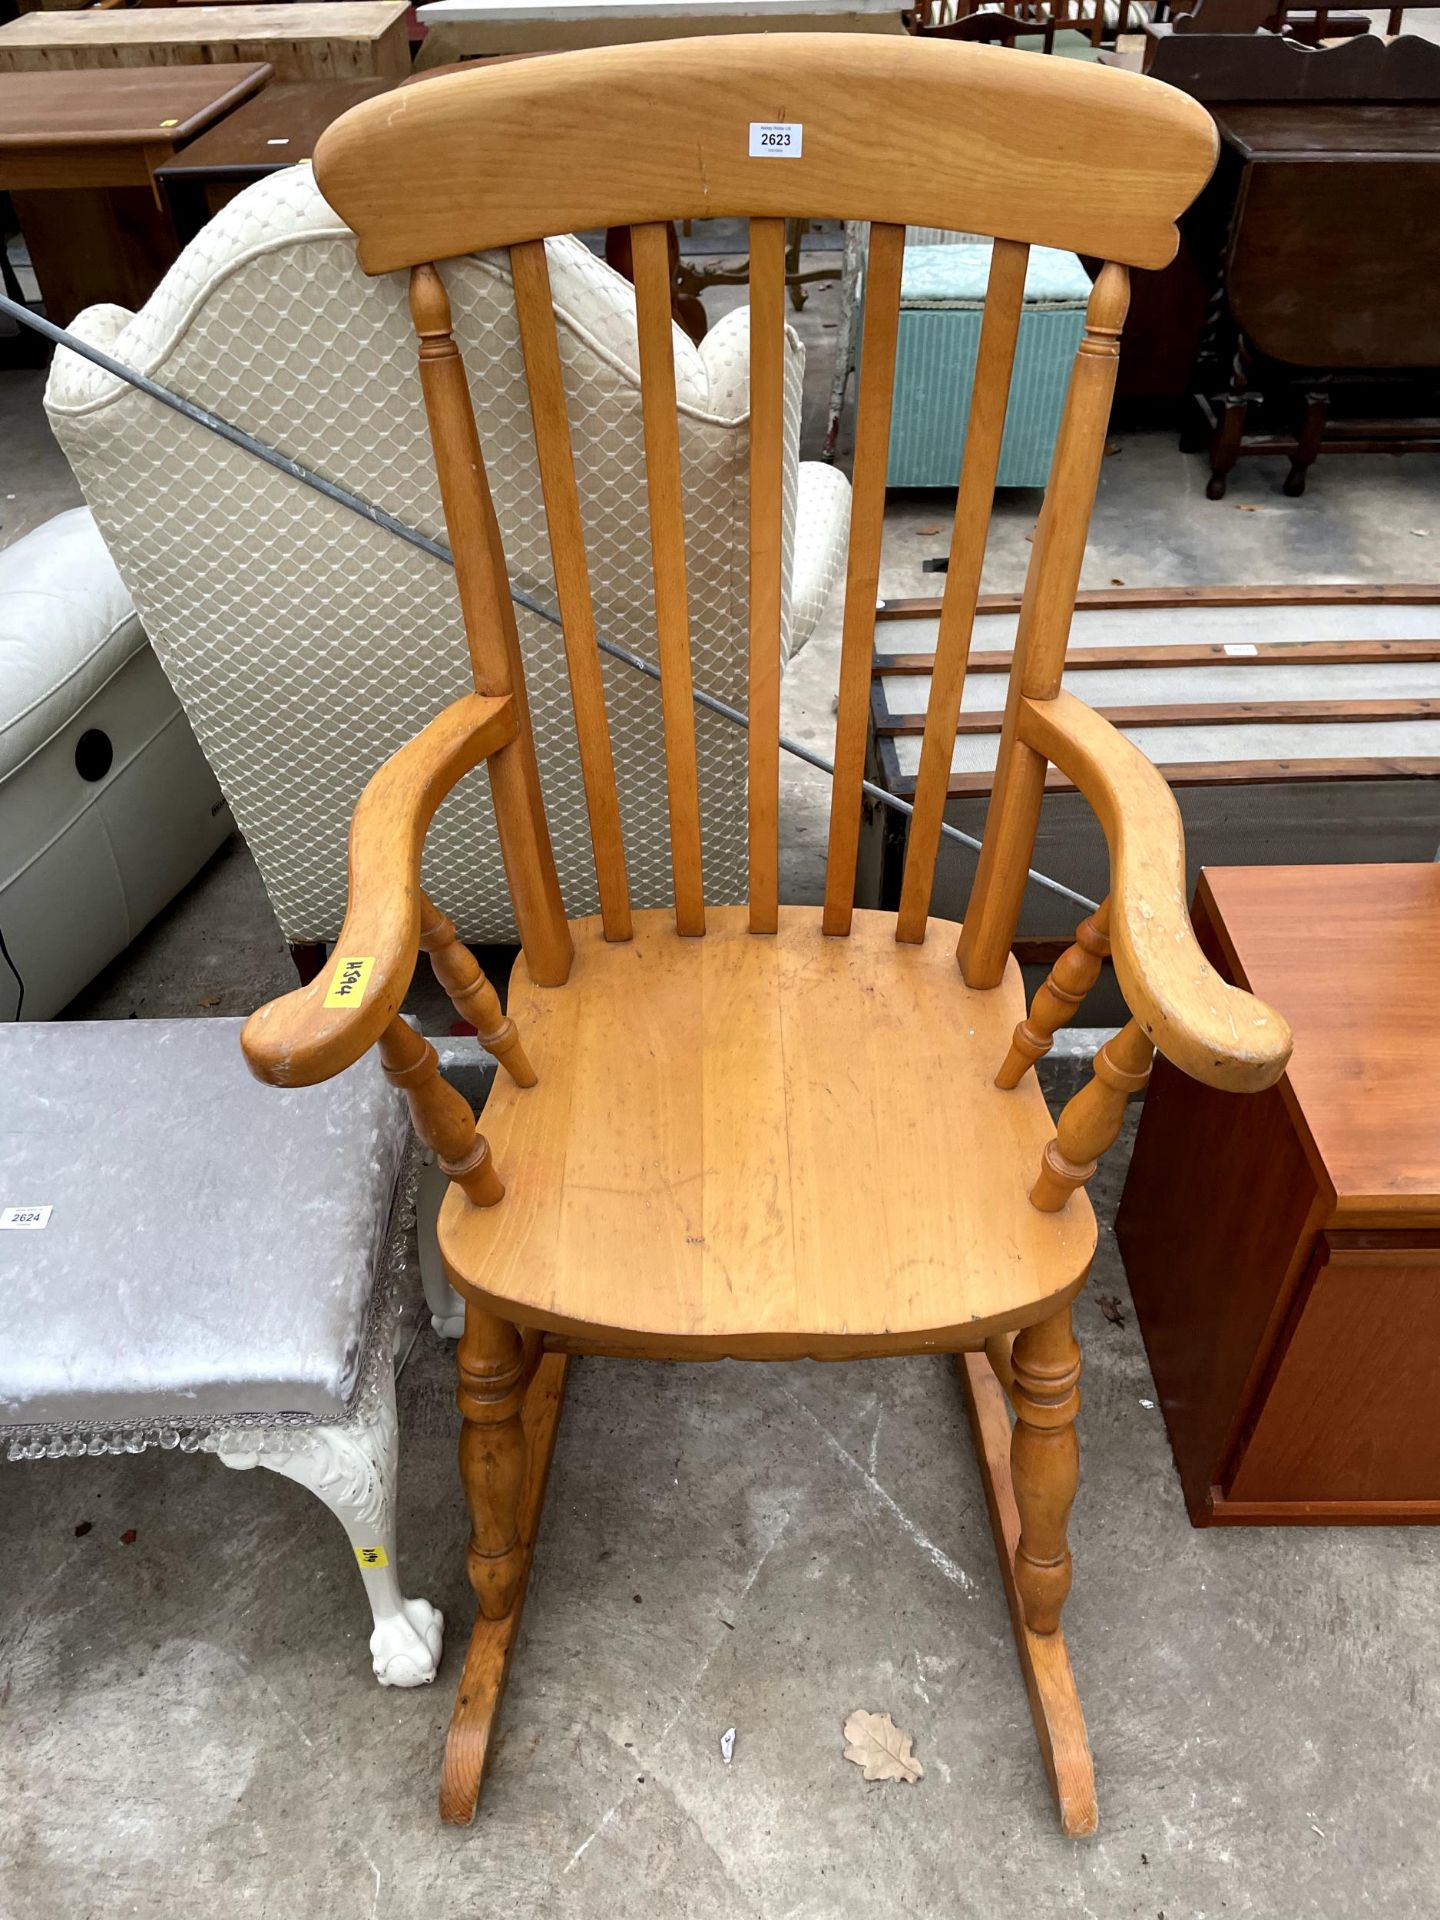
[440,907,1097,1358]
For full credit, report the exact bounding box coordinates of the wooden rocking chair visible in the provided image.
[241,36,1291,1836]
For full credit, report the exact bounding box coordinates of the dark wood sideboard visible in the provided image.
[1117,864,1440,1525]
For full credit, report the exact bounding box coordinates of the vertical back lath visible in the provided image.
[896,238,1029,945]
[631,222,707,936]
[510,238,633,943]
[957,261,1130,990]
[408,262,574,987]
[822,221,906,938]
[747,216,787,935]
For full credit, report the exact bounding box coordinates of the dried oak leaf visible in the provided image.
[842,1709,924,1784]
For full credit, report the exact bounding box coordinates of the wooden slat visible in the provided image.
[822,220,906,938]
[747,216,786,936]
[875,583,1440,619]
[408,263,573,987]
[896,238,1028,945]
[631,220,705,936]
[510,238,633,943]
[936,757,1440,800]
[874,640,1440,676]
[877,697,1440,738]
[958,263,1129,990]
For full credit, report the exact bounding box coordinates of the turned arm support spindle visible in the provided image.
[996,899,1111,1090]
[418,892,537,1089]
[1030,1017,1153,1213]
[378,1016,504,1208]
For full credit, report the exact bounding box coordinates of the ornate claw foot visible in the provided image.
[372,1595,446,1688]
[217,1363,443,1688]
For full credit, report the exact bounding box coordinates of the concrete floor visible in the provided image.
[4,241,1440,1918]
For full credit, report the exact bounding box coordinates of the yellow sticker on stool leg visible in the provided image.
[355,1545,389,1569]
[324,956,375,1009]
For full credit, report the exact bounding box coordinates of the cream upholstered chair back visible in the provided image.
[45,166,849,945]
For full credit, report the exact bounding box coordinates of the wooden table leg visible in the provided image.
[9,185,179,328]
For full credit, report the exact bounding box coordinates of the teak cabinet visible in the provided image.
[1117,864,1440,1525]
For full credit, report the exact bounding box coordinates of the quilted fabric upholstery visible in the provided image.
[45,166,850,944]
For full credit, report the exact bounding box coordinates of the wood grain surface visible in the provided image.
[314,34,1217,273]
[441,907,1098,1355]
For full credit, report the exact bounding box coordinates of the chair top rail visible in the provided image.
[314,34,1217,275]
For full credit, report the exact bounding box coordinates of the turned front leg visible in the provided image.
[418,892,537,1089]
[456,1301,529,1620]
[1011,1305,1082,1637]
[996,901,1111,1090]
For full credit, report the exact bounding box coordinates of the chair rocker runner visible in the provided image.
[241,36,1290,1834]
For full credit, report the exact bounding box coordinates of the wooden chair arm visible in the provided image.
[1017,691,1292,1092]
[242,693,518,1088]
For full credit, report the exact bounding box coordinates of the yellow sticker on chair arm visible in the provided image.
[355,1544,389,1569]
[324,956,375,1009]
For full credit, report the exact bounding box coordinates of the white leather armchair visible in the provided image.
[45,166,851,951]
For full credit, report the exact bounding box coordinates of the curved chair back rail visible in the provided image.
[316,34,1211,272]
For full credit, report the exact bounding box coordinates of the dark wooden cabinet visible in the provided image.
[1117,863,1440,1525]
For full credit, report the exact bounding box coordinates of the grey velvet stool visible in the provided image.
[0,1018,444,1687]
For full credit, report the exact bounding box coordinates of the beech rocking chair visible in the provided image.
[242,36,1292,1835]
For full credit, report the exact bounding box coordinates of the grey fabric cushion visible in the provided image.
[0,1020,409,1427]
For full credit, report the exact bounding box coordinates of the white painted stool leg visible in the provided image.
[416,1152,466,1339]
[217,1363,443,1687]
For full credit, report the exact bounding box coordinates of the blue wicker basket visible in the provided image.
[885,242,1093,490]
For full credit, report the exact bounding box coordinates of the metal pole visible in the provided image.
[2,290,1097,913]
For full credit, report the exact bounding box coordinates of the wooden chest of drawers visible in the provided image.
[1116,863,1440,1525]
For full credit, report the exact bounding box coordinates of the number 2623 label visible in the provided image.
[749,122,803,158]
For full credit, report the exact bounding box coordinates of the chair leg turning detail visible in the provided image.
[960,1342,1097,1838]
[1010,1306,1081,1637]
[457,1302,529,1621]
[442,1346,569,1826]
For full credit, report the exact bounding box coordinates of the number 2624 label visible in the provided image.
[749,122,803,158]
